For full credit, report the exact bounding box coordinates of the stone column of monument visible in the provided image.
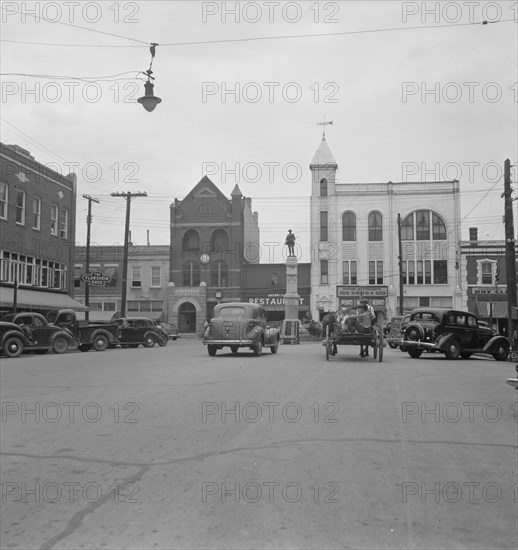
[284,255,301,320]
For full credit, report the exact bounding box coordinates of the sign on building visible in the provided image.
[80,271,111,286]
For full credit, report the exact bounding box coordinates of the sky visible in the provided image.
[1,0,517,263]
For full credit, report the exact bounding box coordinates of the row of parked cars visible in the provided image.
[0,309,177,358]
[385,307,510,361]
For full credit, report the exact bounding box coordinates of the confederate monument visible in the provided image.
[284,229,300,320]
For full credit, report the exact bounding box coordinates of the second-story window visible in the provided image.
[131,266,142,287]
[59,209,68,239]
[151,266,161,287]
[16,191,25,225]
[32,197,41,230]
[50,204,58,236]
[0,182,7,220]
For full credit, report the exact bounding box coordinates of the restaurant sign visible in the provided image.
[337,285,388,298]
[80,271,111,286]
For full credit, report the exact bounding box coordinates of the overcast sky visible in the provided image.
[1,0,517,263]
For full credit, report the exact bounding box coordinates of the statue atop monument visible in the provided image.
[285,229,296,256]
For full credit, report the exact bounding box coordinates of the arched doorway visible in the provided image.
[178,302,196,333]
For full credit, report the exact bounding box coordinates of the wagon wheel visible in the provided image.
[325,342,331,361]
[378,330,384,362]
[372,338,378,360]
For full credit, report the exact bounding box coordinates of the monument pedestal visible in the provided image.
[284,255,300,320]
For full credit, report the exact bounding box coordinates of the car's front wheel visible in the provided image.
[230,346,239,355]
[270,340,279,354]
[253,341,263,356]
[493,343,509,361]
[444,339,461,360]
[143,335,156,348]
[53,337,69,354]
[93,334,109,352]
[157,334,168,347]
[3,337,24,358]
[208,345,217,356]
[408,348,423,359]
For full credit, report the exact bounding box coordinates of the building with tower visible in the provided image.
[309,135,462,321]
[167,176,260,334]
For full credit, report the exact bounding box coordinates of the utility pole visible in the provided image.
[397,213,404,315]
[83,195,99,321]
[502,159,517,348]
[110,191,147,317]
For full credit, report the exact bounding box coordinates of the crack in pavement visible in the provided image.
[2,436,515,469]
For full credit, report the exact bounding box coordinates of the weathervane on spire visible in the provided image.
[317,116,333,138]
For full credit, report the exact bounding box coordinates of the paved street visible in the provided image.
[1,340,517,549]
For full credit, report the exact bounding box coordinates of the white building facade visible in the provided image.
[309,137,462,321]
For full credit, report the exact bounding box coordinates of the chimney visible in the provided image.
[469,227,478,242]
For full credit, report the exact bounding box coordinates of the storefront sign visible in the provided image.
[471,287,506,295]
[80,271,111,286]
[337,286,388,298]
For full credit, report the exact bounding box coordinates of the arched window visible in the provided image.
[342,211,356,241]
[432,213,446,240]
[211,229,228,254]
[182,261,200,286]
[182,229,199,251]
[320,178,327,197]
[402,210,447,241]
[401,213,414,240]
[416,210,430,240]
[211,260,228,287]
[368,211,383,241]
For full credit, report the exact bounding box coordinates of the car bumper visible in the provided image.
[507,378,518,389]
[203,339,255,346]
[402,340,439,351]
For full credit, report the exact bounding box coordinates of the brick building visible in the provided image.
[0,143,85,314]
[460,227,518,337]
[167,176,260,334]
[73,244,169,320]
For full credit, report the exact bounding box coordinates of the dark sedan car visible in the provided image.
[202,302,280,356]
[1,313,75,357]
[401,308,509,360]
[112,317,168,348]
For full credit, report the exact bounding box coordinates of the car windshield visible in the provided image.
[216,307,247,318]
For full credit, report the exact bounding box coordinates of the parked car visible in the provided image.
[202,302,280,356]
[401,308,510,360]
[158,322,178,340]
[46,309,119,352]
[385,314,411,349]
[1,312,75,357]
[111,317,168,348]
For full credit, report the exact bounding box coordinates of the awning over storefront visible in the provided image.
[476,302,508,318]
[0,286,89,312]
